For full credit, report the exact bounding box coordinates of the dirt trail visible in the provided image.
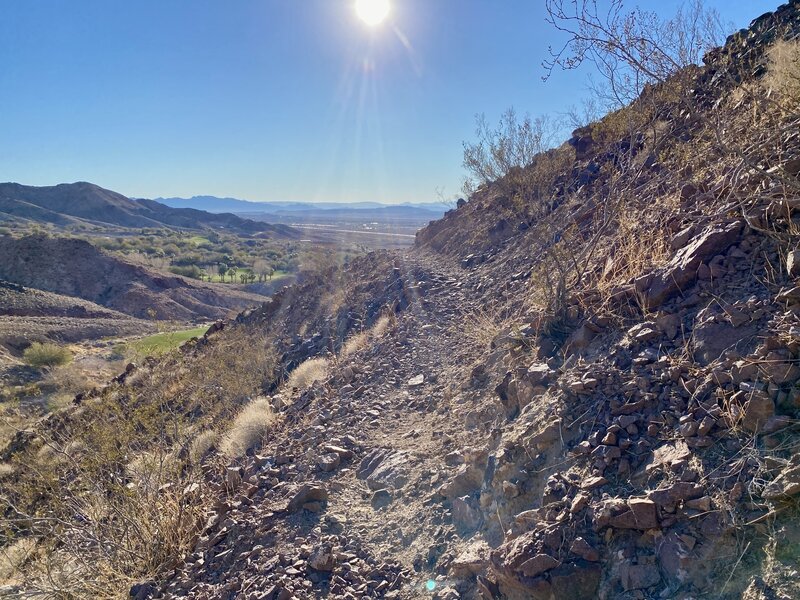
[158,250,496,599]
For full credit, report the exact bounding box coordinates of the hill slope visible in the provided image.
[4,3,800,600]
[0,182,299,236]
[0,235,267,321]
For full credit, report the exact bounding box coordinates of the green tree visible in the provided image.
[217,263,228,282]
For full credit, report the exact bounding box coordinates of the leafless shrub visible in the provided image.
[544,0,725,106]
[463,109,566,207]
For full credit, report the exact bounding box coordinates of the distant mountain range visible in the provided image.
[156,195,452,216]
[0,182,299,237]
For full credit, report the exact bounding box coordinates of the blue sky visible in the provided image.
[0,0,778,203]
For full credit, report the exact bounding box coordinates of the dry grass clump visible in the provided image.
[460,302,517,349]
[764,39,800,109]
[339,315,393,358]
[189,429,219,463]
[286,357,329,392]
[0,538,35,582]
[219,398,275,459]
[22,342,72,369]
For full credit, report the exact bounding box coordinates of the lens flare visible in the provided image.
[355,0,390,26]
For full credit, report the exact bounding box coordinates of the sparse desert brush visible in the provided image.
[189,429,219,463]
[765,39,800,109]
[220,397,275,459]
[340,331,369,358]
[339,315,393,358]
[371,314,392,338]
[459,302,517,349]
[286,357,329,392]
[42,364,92,396]
[0,538,35,582]
[22,342,72,369]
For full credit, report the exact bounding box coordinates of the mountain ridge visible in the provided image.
[0,182,300,237]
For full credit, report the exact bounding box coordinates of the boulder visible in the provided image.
[452,496,483,531]
[741,393,775,433]
[642,221,742,308]
[549,562,601,599]
[762,465,800,500]
[518,554,561,577]
[357,449,409,490]
[648,482,704,508]
[609,498,659,530]
[286,484,328,513]
[307,545,336,571]
[450,540,491,578]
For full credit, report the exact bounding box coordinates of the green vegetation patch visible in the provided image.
[129,326,210,357]
[22,342,72,369]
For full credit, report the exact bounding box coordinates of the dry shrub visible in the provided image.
[339,315,393,358]
[0,462,14,479]
[371,315,391,338]
[593,210,672,314]
[1,331,278,597]
[340,331,369,358]
[22,342,72,369]
[189,429,219,463]
[462,109,570,217]
[220,398,275,459]
[285,357,329,392]
[42,363,92,396]
[764,39,800,109]
[0,538,34,582]
[460,302,517,349]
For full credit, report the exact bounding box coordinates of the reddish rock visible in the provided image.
[741,393,775,433]
[570,537,600,562]
[648,483,704,508]
[642,221,742,308]
[286,484,328,513]
[518,553,561,577]
[609,498,659,530]
[549,562,602,599]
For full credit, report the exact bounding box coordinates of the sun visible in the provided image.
[355,0,390,26]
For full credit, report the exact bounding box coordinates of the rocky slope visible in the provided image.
[0,280,156,354]
[0,182,299,237]
[0,235,267,321]
[4,3,800,600]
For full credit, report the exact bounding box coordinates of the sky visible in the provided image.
[0,0,779,204]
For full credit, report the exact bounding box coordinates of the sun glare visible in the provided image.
[355,0,390,26]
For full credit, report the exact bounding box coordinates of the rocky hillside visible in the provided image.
[3,3,800,600]
[0,182,299,237]
[0,280,156,353]
[0,235,267,321]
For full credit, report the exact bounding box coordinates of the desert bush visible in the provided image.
[764,39,800,110]
[463,109,562,203]
[22,342,72,369]
[220,398,275,459]
[286,357,329,392]
[168,264,204,279]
